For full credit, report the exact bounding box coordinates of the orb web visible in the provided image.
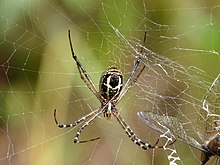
[0,0,220,164]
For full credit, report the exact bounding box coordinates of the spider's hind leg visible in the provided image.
[54,109,97,128]
[74,110,103,143]
[112,111,153,150]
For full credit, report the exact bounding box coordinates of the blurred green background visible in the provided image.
[0,0,220,165]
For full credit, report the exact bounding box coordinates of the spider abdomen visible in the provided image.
[99,66,123,100]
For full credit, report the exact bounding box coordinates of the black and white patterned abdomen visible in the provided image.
[99,66,123,100]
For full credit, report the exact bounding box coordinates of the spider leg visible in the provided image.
[54,109,98,128]
[112,109,176,149]
[151,137,177,149]
[139,31,147,55]
[128,32,147,86]
[115,57,145,104]
[112,110,154,150]
[124,31,147,88]
[128,65,145,88]
[68,30,103,102]
[74,109,103,143]
[127,32,147,87]
[115,32,147,103]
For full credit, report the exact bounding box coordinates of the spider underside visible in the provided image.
[54,30,166,150]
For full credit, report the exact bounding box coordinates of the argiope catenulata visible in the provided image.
[54,30,162,150]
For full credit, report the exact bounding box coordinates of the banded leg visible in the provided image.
[113,111,176,149]
[116,32,147,103]
[113,110,153,150]
[74,110,103,143]
[54,109,98,128]
[68,30,103,102]
[127,32,147,89]
[122,32,147,90]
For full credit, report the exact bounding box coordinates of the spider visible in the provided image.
[54,30,161,150]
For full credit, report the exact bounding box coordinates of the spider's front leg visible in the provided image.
[68,30,103,102]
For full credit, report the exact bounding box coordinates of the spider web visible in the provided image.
[0,0,220,165]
